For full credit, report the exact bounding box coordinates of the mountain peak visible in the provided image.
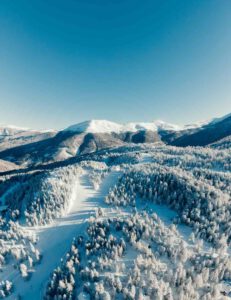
[63,120,122,133]
[63,119,182,134]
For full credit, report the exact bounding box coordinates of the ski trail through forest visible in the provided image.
[7,171,120,300]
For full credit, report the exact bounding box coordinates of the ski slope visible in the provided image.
[3,151,230,298]
[7,171,120,300]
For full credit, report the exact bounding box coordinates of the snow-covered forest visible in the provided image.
[0,143,230,299]
[1,0,231,297]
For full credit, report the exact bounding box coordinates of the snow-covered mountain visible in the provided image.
[64,119,182,133]
[0,113,230,299]
[0,112,230,168]
[170,112,231,146]
[63,115,226,134]
[0,143,230,299]
[0,125,56,152]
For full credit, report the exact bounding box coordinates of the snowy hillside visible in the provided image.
[0,141,230,299]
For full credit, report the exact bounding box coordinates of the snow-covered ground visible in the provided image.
[1,146,230,299]
[6,171,120,300]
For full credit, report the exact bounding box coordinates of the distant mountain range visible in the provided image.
[0,126,56,151]
[0,112,230,168]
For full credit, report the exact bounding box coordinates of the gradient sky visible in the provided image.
[0,0,230,130]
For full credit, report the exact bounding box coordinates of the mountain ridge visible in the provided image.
[1,111,229,134]
[63,119,182,133]
[0,112,230,169]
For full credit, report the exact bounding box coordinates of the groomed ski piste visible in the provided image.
[2,170,119,299]
[0,146,231,299]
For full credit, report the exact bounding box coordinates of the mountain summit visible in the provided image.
[0,112,230,168]
[64,119,182,134]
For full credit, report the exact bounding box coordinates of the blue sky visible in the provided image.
[0,0,230,129]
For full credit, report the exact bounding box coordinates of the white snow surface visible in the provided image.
[2,112,230,136]
[6,170,120,300]
[182,120,211,130]
[0,113,231,135]
[63,119,182,133]
[182,112,231,130]
[209,112,231,125]
[62,113,231,134]
[0,125,30,131]
[0,125,55,135]
[4,151,231,299]
[0,126,30,136]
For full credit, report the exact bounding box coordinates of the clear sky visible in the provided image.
[0,0,230,130]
